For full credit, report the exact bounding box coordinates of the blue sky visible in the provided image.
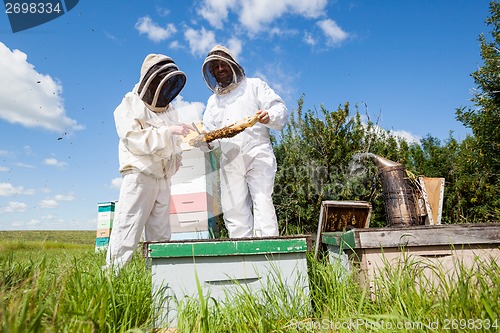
[0,0,491,230]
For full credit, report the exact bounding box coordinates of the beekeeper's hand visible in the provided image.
[256,110,270,124]
[170,123,194,137]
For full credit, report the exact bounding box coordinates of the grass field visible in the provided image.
[0,230,96,245]
[1,230,499,332]
[0,230,96,261]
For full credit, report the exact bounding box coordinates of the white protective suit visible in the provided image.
[105,54,185,270]
[202,45,288,238]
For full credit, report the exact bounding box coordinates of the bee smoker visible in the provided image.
[356,153,421,227]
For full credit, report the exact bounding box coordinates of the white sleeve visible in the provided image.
[114,94,175,158]
[256,79,288,131]
[200,97,220,151]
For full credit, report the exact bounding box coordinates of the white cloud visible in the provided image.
[33,193,74,211]
[16,162,35,168]
[23,146,35,156]
[135,16,177,43]
[198,0,327,34]
[182,27,242,60]
[110,177,122,190]
[303,31,317,46]
[54,194,75,201]
[317,19,349,46]
[169,40,182,50]
[39,199,58,208]
[0,201,27,213]
[268,27,298,39]
[240,0,326,33]
[253,63,298,104]
[0,42,82,132]
[156,6,170,17]
[197,0,237,29]
[172,95,205,123]
[43,158,68,169]
[104,31,120,43]
[184,27,217,57]
[0,166,9,172]
[0,183,35,196]
[389,129,421,144]
[8,219,40,229]
[361,121,422,144]
[10,220,24,228]
[226,37,243,61]
[27,219,40,226]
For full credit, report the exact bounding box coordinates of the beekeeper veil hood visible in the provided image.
[137,54,186,112]
[202,45,245,95]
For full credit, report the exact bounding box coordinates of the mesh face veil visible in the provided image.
[202,45,245,95]
[137,56,186,112]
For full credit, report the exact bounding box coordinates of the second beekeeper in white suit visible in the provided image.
[201,45,288,238]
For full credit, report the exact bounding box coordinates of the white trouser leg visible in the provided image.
[106,173,159,269]
[220,164,253,238]
[144,177,171,241]
[247,160,279,237]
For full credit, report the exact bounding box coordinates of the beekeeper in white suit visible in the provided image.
[201,45,288,238]
[105,54,193,271]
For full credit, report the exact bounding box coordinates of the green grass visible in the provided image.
[1,231,499,332]
[0,230,95,262]
[0,230,96,244]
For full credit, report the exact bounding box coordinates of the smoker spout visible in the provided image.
[353,152,401,170]
[371,155,401,170]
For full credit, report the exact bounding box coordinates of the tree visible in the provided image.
[273,99,380,233]
[455,1,500,222]
[271,2,500,232]
[272,98,419,233]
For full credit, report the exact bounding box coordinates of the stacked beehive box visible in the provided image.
[95,201,115,251]
[169,128,220,240]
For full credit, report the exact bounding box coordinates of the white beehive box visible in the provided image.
[95,201,116,251]
[169,121,221,240]
[143,236,311,328]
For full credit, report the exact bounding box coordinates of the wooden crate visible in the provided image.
[322,223,500,297]
[314,200,371,257]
